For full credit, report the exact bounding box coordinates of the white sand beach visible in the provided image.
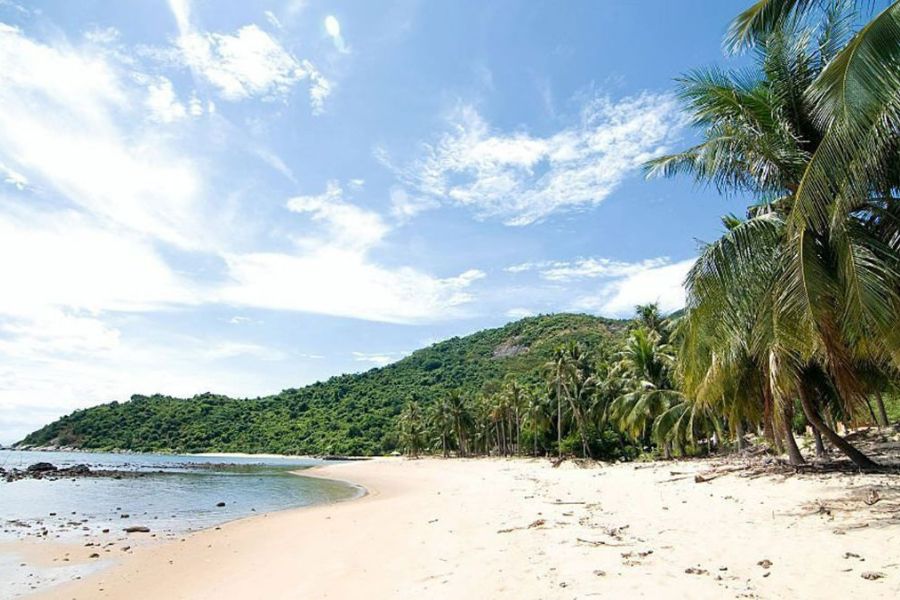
[17,457,900,599]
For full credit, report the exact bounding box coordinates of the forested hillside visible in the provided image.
[17,314,625,455]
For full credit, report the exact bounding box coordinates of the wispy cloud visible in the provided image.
[383,92,685,225]
[352,350,408,367]
[168,0,331,111]
[324,15,349,54]
[572,258,694,316]
[507,257,670,282]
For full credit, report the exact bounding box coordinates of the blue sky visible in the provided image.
[0,0,752,443]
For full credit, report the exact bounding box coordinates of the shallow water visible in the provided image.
[0,450,361,540]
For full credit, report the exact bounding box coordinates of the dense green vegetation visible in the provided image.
[17,314,625,455]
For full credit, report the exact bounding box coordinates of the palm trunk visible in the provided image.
[556,379,562,458]
[875,392,890,427]
[797,381,878,470]
[781,403,805,466]
[735,419,746,451]
[812,427,826,458]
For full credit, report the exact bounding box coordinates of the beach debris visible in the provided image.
[528,519,546,529]
[685,567,708,575]
[864,489,881,506]
[757,559,773,569]
[861,571,886,580]
[843,552,864,560]
[123,526,150,533]
[593,569,606,577]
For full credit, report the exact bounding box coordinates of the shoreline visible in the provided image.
[15,456,899,599]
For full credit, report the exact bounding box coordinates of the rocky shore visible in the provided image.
[1,462,155,483]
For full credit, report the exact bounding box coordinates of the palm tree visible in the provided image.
[610,327,682,453]
[428,395,454,458]
[446,390,472,457]
[562,342,597,459]
[522,390,551,456]
[543,346,575,458]
[398,399,426,458]
[648,10,895,468]
[502,376,525,455]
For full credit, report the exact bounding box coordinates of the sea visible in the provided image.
[0,449,362,597]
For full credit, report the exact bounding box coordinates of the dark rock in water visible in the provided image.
[123,526,150,533]
[120,514,130,519]
[27,462,57,473]
[67,464,91,475]
[216,502,226,507]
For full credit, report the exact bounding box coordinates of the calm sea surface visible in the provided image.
[0,450,361,540]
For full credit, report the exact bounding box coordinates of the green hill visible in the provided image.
[17,313,626,455]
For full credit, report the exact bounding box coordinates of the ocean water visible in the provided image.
[0,450,362,540]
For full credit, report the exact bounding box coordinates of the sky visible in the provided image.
[0,0,753,443]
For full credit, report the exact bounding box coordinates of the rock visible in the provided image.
[123,526,150,533]
[757,559,773,569]
[68,464,91,475]
[88,553,99,559]
[216,502,226,507]
[26,462,57,473]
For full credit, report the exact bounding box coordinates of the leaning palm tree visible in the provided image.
[648,10,896,468]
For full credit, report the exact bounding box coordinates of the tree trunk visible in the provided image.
[812,427,826,458]
[797,382,878,470]
[556,380,562,459]
[781,402,805,466]
[735,419,746,451]
[875,392,890,427]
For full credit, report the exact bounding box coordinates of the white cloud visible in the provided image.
[390,186,439,222]
[167,0,331,111]
[264,10,283,30]
[0,24,208,249]
[573,258,694,317]
[387,93,684,225]
[352,351,407,367]
[84,26,120,45]
[507,256,670,282]
[287,180,389,251]
[145,76,188,122]
[324,15,349,54]
[0,209,198,318]
[1,161,27,189]
[505,307,536,319]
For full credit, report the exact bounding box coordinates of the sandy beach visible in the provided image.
[13,457,899,599]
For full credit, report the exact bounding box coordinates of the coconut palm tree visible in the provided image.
[543,346,576,458]
[610,327,682,452]
[648,9,895,468]
[522,390,551,456]
[428,395,455,458]
[398,399,426,458]
[446,390,472,457]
